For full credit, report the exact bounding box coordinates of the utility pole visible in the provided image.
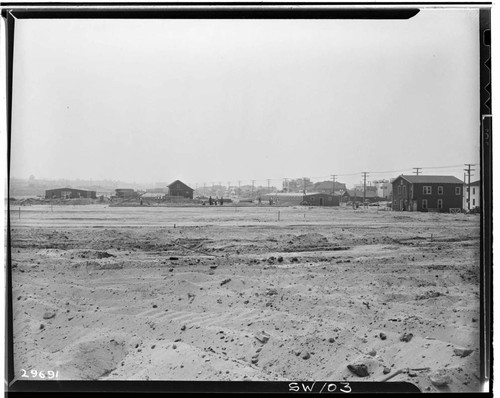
[284,178,288,192]
[362,172,369,207]
[303,177,307,194]
[464,164,475,211]
[331,175,337,194]
[267,179,271,194]
[413,167,422,176]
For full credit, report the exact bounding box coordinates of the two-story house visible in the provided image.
[392,175,464,212]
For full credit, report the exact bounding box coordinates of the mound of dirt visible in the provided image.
[76,250,116,259]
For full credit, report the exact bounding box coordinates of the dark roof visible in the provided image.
[168,180,194,190]
[469,180,481,186]
[396,175,464,184]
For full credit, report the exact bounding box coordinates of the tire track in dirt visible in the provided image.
[10,207,482,390]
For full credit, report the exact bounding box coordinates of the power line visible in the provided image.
[191,163,470,193]
[422,164,465,170]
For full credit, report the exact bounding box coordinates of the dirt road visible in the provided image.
[9,205,481,391]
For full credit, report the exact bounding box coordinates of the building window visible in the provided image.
[473,188,476,195]
[423,186,432,195]
[422,199,428,209]
[466,187,469,193]
[397,186,401,194]
[473,199,476,206]
[402,185,406,195]
[437,199,443,209]
[438,186,443,195]
[455,187,461,195]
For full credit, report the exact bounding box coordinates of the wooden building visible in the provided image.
[167,180,194,199]
[303,193,340,206]
[45,188,96,199]
[392,175,463,212]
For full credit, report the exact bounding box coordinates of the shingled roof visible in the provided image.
[397,175,464,184]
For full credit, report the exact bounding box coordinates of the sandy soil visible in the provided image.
[9,204,481,392]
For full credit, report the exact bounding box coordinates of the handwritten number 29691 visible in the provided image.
[20,369,59,379]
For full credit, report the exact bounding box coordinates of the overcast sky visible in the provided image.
[10,9,480,187]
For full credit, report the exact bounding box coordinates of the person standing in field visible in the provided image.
[209,196,213,206]
[220,197,223,206]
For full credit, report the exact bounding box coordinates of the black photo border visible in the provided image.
[2,3,493,396]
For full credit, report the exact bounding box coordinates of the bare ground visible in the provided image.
[9,205,481,392]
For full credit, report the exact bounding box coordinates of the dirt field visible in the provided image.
[9,204,482,392]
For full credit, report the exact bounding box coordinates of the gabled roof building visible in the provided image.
[392,175,463,213]
[168,180,194,199]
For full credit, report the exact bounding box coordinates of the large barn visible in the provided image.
[45,188,96,199]
[167,180,194,199]
[392,175,463,212]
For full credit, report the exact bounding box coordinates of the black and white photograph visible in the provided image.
[3,2,493,394]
